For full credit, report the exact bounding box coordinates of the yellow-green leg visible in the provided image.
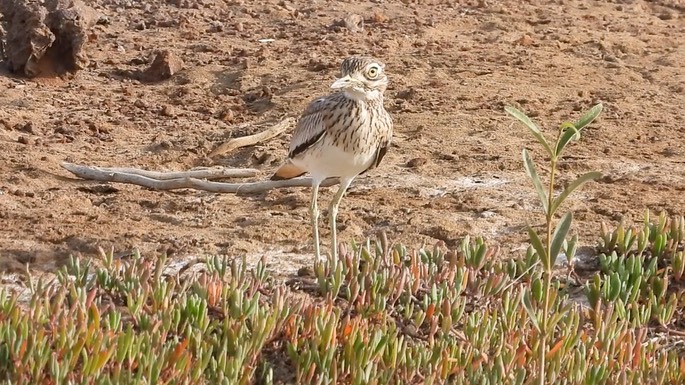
[310,180,322,261]
[328,177,354,261]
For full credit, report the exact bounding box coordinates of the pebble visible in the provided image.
[407,157,427,168]
[514,34,534,46]
[160,104,175,117]
[658,12,674,21]
[342,14,364,32]
[142,50,184,82]
[17,122,36,134]
[372,11,389,23]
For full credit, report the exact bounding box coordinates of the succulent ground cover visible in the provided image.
[1,106,684,384]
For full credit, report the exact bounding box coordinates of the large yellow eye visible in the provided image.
[366,65,380,79]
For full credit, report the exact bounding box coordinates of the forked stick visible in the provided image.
[61,162,338,194]
[209,117,295,158]
[61,163,259,180]
[61,117,319,194]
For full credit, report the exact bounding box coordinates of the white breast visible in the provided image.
[291,139,376,180]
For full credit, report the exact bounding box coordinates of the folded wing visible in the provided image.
[271,96,336,180]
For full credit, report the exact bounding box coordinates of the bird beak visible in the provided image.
[330,75,356,89]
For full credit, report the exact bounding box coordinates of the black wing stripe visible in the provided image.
[374,145,389,168]
[289,131,326,159]
[360,144,389,175]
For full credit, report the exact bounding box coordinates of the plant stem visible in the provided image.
[539,157,557,385]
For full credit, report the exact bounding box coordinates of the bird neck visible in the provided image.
[342,89,384,104]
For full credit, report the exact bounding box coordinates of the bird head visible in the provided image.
[330,56,388,101]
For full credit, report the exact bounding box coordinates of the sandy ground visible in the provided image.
[0,0,683,276]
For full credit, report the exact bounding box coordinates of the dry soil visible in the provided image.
[1,0,684,276]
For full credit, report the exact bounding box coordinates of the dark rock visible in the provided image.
[142,50,184,82]
[0,0,98,77]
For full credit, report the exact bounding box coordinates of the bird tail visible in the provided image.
[271,161,306,180]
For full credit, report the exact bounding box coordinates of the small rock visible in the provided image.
[407,157,426,168]
[17,135,30,144]
[16,121,36,134]
[142,50,184,82]
[372,11,389,23]
[158,140,173,149]
[13,189,34,197]
[479,210,496,218]
[160,104,175,117]
[129,57,147,65]
[514,34,534,46]
[306,58,330,72]
[96,15,110,25]
[252,151,273,165]
[209,20,224,32]
[336,14,363,32]
[396,88,416,100]
[658,12,674,21]
[217,108,234,122]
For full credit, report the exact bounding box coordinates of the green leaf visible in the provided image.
[555,104,602,156]
[531,278,544,303]
[550,213,573,266]
[528,226,548,269]
[573,103,603,130]
[551,172,602,214]
[608,273,621,301]
[505,106,553,157]
[555,122,581,156]
[521,288,540,332]
[548,303,572,331]
[523,149,549,215]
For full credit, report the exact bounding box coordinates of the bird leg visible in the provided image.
[328,177,354,261]
[310,180,322,261]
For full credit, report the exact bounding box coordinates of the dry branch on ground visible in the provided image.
[60,117,325,194]
[209,117,294,158]
[61,164,260,180]
[61,162,336,194]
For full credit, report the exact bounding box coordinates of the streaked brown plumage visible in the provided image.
[272,56,393,261]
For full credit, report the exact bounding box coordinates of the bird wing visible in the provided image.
[360,114,393,175]
[287,96,335,159]
[359,137,390,176]
[271,161,306,180]
[271,95,336,181]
